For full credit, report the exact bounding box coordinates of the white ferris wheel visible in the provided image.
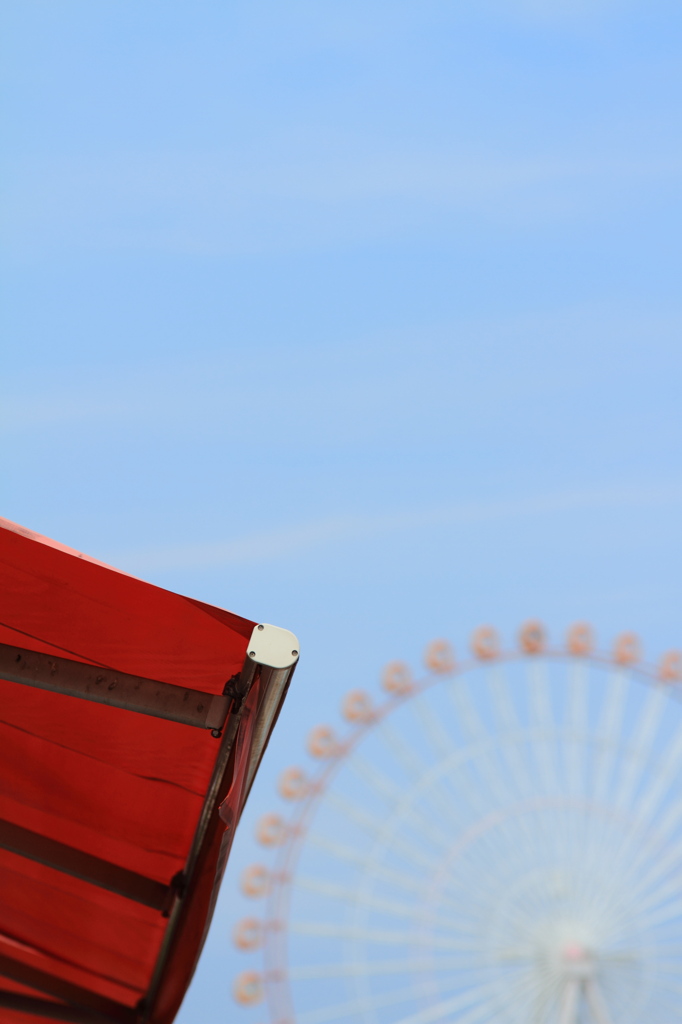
[231,622,682,1024]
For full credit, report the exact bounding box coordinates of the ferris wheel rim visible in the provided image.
[266,647,679,888]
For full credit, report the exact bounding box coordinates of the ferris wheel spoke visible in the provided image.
[573,677,632,904]
[290,954,500,981]
[487,667,535,801]
[527,661,560,795]
[622,826,682,913]
[633,891,682,929]
[431,750,513,837]
[348,753,404,805]
[565,661,588,798]
[449,676,488,745]
[627,867,682,919]
[486,665,520,735]
[416,876,496,922]
[491,888,557,938]
[413,693,459,761]
[421,911,493,943]
[347,754,465,853]
[307,829,440,908]
[434,764,521,852]
[386,974,507,1024]
[289,920,486,951]
[447,679,518,811]
[630,720,682,824]
[476,766,550,869]
[641,960,682,979]
[294,872,475,929]
[449,676,530,817]
[584,980,614,1024]
[294,979,422,1024]
[405,879,492,927]
[571,823,627,915]
[639,943,682,958]
[442,810,531,880]
[613,685,666,812]
[442,760,556,875]
[356,754,545,895]
[306,831,382,867]
[377,722,482,832]
[379,721,427,779]
[495,664,569,869]
[639,792,682,864]
[443,965,547,1024]
[307,832,429,894]
[591,669,628,806]
[438,996,498,1024]
[295,875,424,919]
[438,819,556,919]
[649,975,682,1017]
[653,987,682,1023]
[510,964,563,1024]
[325,791,443,868]
[519,964,565,1024]
[583,692,671,904]
[595,949,639,962]
[435,860,522,924]
[348,753,404,801]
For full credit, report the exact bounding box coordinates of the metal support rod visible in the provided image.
[0,990,129,1024]
[142,653,298,1021]
[243,664,294,801]
[0,953,137,1024]
[0,819,169,910]
[140,699,249,1020]
[0,643,230,730]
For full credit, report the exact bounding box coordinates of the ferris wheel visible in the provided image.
[231,623,682,1024]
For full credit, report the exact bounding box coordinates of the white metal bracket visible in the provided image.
[246,623,299,670]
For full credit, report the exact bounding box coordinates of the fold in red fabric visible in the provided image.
[0,518,256,1023]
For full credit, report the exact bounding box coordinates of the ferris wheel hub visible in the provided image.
[539,922,599,979]
[560,942,594,978]
[562,942,587,961]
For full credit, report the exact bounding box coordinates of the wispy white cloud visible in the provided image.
[482,0,635,25]
[3,145,680,258]
[114,481,682,572]
[3,306,680,434]
[227,0,654,47]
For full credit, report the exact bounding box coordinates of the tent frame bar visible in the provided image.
[0,990,130,1024]
[141,655,296,1021]
[0,643,230,731]
[0,953,137,1024]
[0,818,169,911]
[139,684,250,1019]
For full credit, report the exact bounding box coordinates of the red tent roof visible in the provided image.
[0,518,297,1024]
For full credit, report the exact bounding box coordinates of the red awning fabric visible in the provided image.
[0,518,276,1024]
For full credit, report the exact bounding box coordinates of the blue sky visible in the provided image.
[2,2,682,1020]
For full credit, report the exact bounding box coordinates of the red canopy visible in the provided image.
[0,518,297,1024]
